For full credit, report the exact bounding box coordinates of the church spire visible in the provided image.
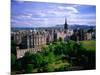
[64,17,68,30]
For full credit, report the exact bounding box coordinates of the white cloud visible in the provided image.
[18,15,31,18]
[58,6,79,13]
[68,13,96,20]
[44,10,71,17]
[66,7,78,13]
[12,14,33,20]
[38,12,46,17]
[68,17,95,25]
[11,19,18,23]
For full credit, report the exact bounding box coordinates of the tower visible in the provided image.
[64,18,68,30]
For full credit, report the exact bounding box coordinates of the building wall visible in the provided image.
[12,30,49,59]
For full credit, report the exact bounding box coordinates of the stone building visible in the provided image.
[70,28,94,41]
[11,30,49,58]
[54,18,73,41]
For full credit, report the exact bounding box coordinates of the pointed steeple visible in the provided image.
[64,17,68,30]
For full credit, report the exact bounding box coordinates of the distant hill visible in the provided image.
[55,24,96,30]
[11,24,96,32]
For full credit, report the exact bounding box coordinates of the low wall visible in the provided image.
[16,48,41,59]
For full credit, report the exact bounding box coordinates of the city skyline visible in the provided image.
[11,0,96,28]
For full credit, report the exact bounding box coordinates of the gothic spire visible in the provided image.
[64,17,68,30]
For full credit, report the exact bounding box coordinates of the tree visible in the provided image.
[22,52,32,65]
[11,53,16,66]
[32,53,43,68]
[11,41,16,54]
[58,37,63,42]
[25,64,33,73]
[53,42,63,55]
[42,64,55,72]
[47,52,55,63]
[11,53,16,71]
[15,60,22,70]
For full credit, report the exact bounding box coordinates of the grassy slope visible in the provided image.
[80,40,96,51]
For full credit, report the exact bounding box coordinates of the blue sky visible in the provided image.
[11,0,96,27]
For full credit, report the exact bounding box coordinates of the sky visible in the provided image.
[11,0,96,28]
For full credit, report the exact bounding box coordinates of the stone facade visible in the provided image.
[11,30,54,58]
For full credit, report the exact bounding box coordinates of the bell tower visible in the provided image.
[64,18,68,30]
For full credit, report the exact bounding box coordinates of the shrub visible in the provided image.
[25,64,33,73]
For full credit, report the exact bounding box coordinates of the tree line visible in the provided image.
[11,40,96,74]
